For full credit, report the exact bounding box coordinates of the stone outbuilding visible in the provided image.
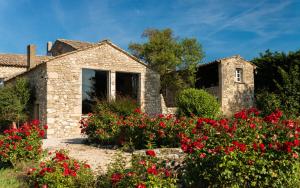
[195,55,256,116]
[4,39,161,138]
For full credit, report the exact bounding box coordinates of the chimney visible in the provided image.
[46,41,52,56]
[27,44,36,69]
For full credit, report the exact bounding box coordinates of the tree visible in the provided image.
[252,49,300,116]
[0,78,31,129]
[129,28,204,92]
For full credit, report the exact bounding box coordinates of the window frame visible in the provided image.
[235,68,243,83]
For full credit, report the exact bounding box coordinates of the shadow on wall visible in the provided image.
[225,84,255,116]
[144,69,161,115]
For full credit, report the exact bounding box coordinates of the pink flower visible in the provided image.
[293,152,299,159]
[199,153,206,158]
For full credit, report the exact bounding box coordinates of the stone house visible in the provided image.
[195,55,256,116]
[3,39,161,138]
[1,39,255,138]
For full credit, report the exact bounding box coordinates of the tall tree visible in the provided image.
[129,28,204,92]
[252,49,300,116]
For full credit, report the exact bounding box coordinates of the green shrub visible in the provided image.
[256,91,281,115]
[27,150,94,188]
[181,108,300,187]
[97,150,178,187]
[176,88,220,118]
[95,96,138,117]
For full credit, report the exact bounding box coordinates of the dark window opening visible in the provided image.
[82,69,108,114]
[196,62,219,88]
[116,72,139,101]
[34,103,40,120]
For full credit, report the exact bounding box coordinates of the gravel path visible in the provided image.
[42,137,131,174]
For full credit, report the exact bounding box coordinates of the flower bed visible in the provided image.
[0,120,46,166]
[80,109,196,150]
[98,150,178,188]
[181,108,300,187]
[27,150,94,188]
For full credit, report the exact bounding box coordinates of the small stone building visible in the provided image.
[4,39,161,138]
[196,55,256,116]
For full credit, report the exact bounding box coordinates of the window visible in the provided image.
[235,68,243,82]
[0,78,4,87]
[116,72,139,100]
[82,69,108,114]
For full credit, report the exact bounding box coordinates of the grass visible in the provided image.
[0,162,32,188]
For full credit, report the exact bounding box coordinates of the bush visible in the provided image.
[0,120,46,166]
[80,109,194,150]
[97,150,178,187]
[27,150,94,188]
[176,88,220,118]
[180,108,300,187]
[95,96,138,117]
[256,91,282,115]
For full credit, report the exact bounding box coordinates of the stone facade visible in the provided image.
[197,55,255,116]
[220,56,255,116]
[5,40,161,138]
[0,66,26,80]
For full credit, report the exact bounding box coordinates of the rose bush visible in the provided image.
[0,120,46,166]
[80,108,195,150]
[27,150,94,188]
[181,108,300,187]
[97,150,178,188]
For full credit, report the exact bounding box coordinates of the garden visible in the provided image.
[1,95,300,187]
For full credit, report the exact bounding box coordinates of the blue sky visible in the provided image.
[0,0,299,62]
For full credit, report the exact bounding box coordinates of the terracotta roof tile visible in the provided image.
[0,54,51,67]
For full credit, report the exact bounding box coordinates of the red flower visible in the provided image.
[146,150,156,157]
[259,143,266,152]
[234,110,248,120]
[249,123,256,129]
[159,121,166,128]
[43,125,48,130]
[147,165,158,175]
[32,119,40,126]
[136,183,146,188]
[165,169,171,177]
[26,145,33,151]
[111,173,123,184]
[39,130,45,138]
[84,164,91,168]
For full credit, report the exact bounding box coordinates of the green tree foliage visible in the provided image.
[0,78,31,128]
[252,49,300,116]
[129,28,204,91]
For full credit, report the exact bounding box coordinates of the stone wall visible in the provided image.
[0,66,26,79]
[46,43,161,138]
[205,86,220,101]
[220,56,255,116]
